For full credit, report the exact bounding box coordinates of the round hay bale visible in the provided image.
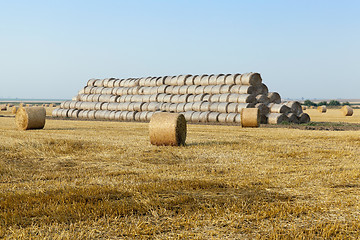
[156,93,167,102]
[165,86,174,94]
[199,111,211,122]
[209,102,220,112]
[114,111,122,120]
[133,102,145,111]
[149,94,159,102]
[210,85,222,94]
[142,95,152,102]
[59,109,69,118]
[184,103,194,111]
[193,75,201,85]
[234,113,242,123]
[191,111,202,122]
[148,102,161,112]
[169,76,178,86]
[200,102,211,112]
[187,85,199,95]
[208,74,217,85]
[52,108,60,117]
[207,112,220,122]
[317,105,327,113]
[285,101,303,115]
[172,86,181,95]
[215,74,226,85]
[259,114,268,124]
[157,85,168,94]
[268,92,281,104]
[126,111,136,121]
[149,112,187,146]
[203,94,210,102]
[226,113,237,123]
[268,103,291,114]
[203,85,214,94]
[138,77,147,86]
[150,87,158,95]
[209,94,221,102]
[302,106,307,110]
[192,102,202,111]
[98,95,113,102]
[160,103,172,112]
[171,95,181,103]
[227,103,239,113]
[217,103,230,113]
[241,108,260,127]
[194,86,206,95]
[183,111,194,121]
[256,94,270,105]
[178,94,190,103]
[200,75,209,85]
[101,103,110,110]
[258,83,269,95]
[187,94,195,102]
[286,113,300,124]
[134,112,141,121]
[224,74,236,85]
[176,103,186,112]
[193,94,206,102]
[179,86,189,95]
[255,103,270,116]
[266,113,289,124]
[185,75,194,85]
[15,107,46,130]
[95,102,104,110]
[342,105,353,116]
[87,78,97,86]
[228,94,241,103]
[113,79,121,87]
[177,75,191,85]
[217,113,228,123]
[239,73,262,85]
[230,85,255,94]
[94,110,105,119]
[156,77,165,86]
[139,111,148,122]
[120,111,129,120]
[83,86,94,94]
[93,79,104,87]
[298,113,311,123]
[131,95,143,102]
[87,110,96,119]
[162,76,172,85]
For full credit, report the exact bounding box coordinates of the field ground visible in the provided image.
[1,109,360,239]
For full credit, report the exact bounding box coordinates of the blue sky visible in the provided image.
[1,0,359,99]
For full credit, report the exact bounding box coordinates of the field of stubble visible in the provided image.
[1,109,360,239]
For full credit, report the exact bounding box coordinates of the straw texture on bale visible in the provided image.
[317,105,327,113]
[149,113,187,146]
[268,103,291,114]
[267,92,281,104]
[341,105,353,116]
[241,108,260,127]
[298,113,311,123]
[267,113,289,125]
[285,101,303,115]
[286,113,300,124]
[15,107,46,130]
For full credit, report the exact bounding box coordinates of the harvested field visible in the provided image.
[1,116,360,239]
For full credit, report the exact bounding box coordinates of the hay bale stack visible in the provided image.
[341,105,353,116]
[267,92,281,104]
[298,113,311,124]
[149,113,187,146]
[285,101,303,115]
[317,105,327,113]
[267,113,289,125]
[268,103,291,114]
[241,108,260,127]
[15,107,46,130]
[286,113,300,124]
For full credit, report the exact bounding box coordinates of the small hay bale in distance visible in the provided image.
[15,107,46,130]
[317,105,327,113]
[241,108,260,127]
[149,112,187,146]
[341,105,353,116]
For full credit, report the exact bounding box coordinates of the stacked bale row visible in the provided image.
[53,73,310,124]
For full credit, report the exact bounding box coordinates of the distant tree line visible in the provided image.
[303,100,350,107]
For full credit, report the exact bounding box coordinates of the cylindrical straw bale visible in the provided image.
[52,108,60,117]
[170,76,178,86]
[118,95,127,103]
[93,79,104,87]
[203,85,214,94]
[94,110,105,119]
[191,111,201,122]
[157,85,168,94]
[209,94,221,102]
[187,94,195,102]
[234,113,242,124]
[255,103,270,116]
[258,83,269,95]
[142,95,152,102]
[72,109,81,118]
[193,75,201,85]
[219,93,231,102]
[185,75,194,85]
[156,77,165,86]
[87,78,97,86]
[149,94,159,102]
[163,76,172,85]
[113,79,121,87]
[194,86,206,95]
[239,73,262,85]
[94,102,104,110]
[126,111,136,121]
[150,87,158,95]
[167,103,177,112]
[147,102,161,112]
[107,103,119,111]
[141,102,150,111]
[193,94,206,102]
[266,113,289,125]
[61,101,71,109]
[215,74,225,85]
[171,95,181,103]
[207,112,220,122]
[179,86,189,95]
[138,77,147,86]
[114,111,122,121]
[342,105,353,116]
[199,111,210,122]
[131,95,142,103]
[178,94,190,103]
[164,86,174,94]
[225,74,237,85]
[208,75,217,85]
[116,102,129,111]
[15,107,46,130]
[171,86,181,95]
[160,103,172,112]
[107,79,116,88]
[210,85,222,94]
[102,88,113,95]
[149,113,187,146]
[139,111,148,122]
[268,103,291,114]
[120,111,129,120]
[317,105,327,113]
[177,75,191,85]
[256,94,270,105]
[176,103,186,112]
[183,111,194,121]
[59,109,69,118]
[192,102,203,111]
[83,86,94,94]
[199,75,209,85]
[200,102,211,112]
[124,95,132,102]
[285,101,303,115]
[227,103,239,113]
[226,113,237,123]
[92,94,101,102]
[287,113,300,124]
[217,113,228,123]
[69,101,77,109]
[184,103,194,112]
[268,92,281,104]
[187,85,198,94]
[146,112,156,121]
[217,103,230,113]
[298,113,311,123]
[241,108,260,127]
[133,102,145,112]
[157,93,167,102]
[98,95,113,102]
[209,102,220,112]
[134,112,141,121]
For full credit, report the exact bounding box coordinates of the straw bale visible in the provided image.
[139,111,148,121]
[229,93,245,103]
[226,113,237,123]
[15,107,46,130]
[178,86,189,94]
[113,79,121,87]
[149,112,187,146]
[241,108,260,127]
[172,86,182,95]
[208,74,217,85]
[98,95,113,102]
[149,94,159,102]
[187,85,199,94]
[266,113,289,124]
[134,112,141,121]
[185,75,194,85]
[106,103,119,111]
[114,111,122,120]
[59,109,69,118]
[255,103,270,116]
[187,95,195,102]
[118,95,127,103]
[184,103,194,111]
[83,86,94,94]
[68,101,76,109]
[157,85,168,94]
[209,94,221,102]
[120,111,129,120]
[52,108,60,117]
[298,113,311,123]
[217,102,230,113]
[126,111,136,121]
[234,113,242,123]
[75,101,83,109]
[227,103,239,113]
[192,102,203,111]
[178,94,190,103]
[171,95,181,103]
[177,75,191,85]
[285,101,303,115]
[195,86,206,94]
[258,83,269,95]
[217,113,228,123]
[260,114,268,124]
[286,113,300,124]
[165,86,174,94]
[225,74,237,85]
[92,94,101,102]
[210,85,222,94]
[138,77,146,86]
[156,94,167,102]
[93,79,104,87]
[268,103,291,114]
[317,105,327,113]
[209,102,220,112]
[239,73,262,85]
[128,103,137,111]
[101,88,113,95]
[199,111,211,122]
[215,74,225,85]
[342,105,353,116]
[133,102,145,111]
[163,76,173,85]
[230,85,255,94]
[160,103,172,112]
[142,95,152,102]
[157,77,165,86]
[203,94,211,102]
[200,102,211,112]
[148,102,161,112]
[200,75,210,85]
[204,85,215,94]
[130,95,142,102]
[87,78,97,86]
[256,94,270,105]
[268,92,281,104]
[170,76,178,86]
[193,94,206,102]
[183,111,195,121]
[191,111,202,122]
[208,112,220,122]
[176,103,186,112]
[60,101,71,109]
[193,75,202,85]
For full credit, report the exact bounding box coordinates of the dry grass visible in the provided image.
[1,116,360,239]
